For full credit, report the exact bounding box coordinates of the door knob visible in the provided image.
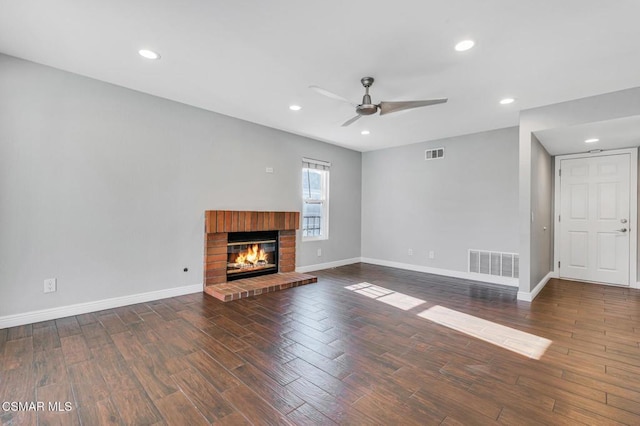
[621,218,628,224]
[617,228,628,233]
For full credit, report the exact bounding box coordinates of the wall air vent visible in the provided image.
[469,250,519,278]
[425,147,444,160]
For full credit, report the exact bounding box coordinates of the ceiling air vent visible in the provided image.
[425,147,444,160]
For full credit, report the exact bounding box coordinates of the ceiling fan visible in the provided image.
[310,77,447,127]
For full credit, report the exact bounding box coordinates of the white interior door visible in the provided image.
[559,154,630,286]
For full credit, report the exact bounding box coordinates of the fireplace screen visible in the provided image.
[227,231,278,280]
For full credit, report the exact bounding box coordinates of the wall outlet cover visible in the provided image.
[44,278,57,293]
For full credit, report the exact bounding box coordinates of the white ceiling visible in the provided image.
[535,116,640,156]
[1,0,640,152]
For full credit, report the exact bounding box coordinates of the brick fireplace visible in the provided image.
[203,210,317,301]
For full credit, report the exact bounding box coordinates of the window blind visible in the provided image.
[302,157,331,170]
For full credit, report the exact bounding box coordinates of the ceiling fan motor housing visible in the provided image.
[357,77,378,115]
[357,103,378,115]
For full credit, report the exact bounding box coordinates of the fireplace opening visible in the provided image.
[227,231,278,281]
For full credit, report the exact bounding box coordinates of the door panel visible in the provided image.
[569,184,588,219]
[596,232,617,270]
[559,154,630,286]
[597,183,617,219]
[568,232,588,268]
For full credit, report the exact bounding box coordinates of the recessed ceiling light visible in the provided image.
[138,49,160,60]
[499,98,515,105]
[585,138,599,143]
[289,105,302,111]
[361,130,370,135]
[455,40,475,52]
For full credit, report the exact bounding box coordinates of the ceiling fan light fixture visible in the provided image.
[289,104,302,111]
[455,40,475,52]
[499,98,515,105]
[584,138,599,143]
[138,49,160,60]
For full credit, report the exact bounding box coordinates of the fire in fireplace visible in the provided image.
[227,231,278,281]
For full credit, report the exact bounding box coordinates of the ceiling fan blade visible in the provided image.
[341,115,362,127]
[378,98,448,115]
[309,85,355,105]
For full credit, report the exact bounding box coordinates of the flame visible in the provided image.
[235,244,267,265]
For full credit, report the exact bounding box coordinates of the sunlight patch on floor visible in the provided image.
[417,305,552,360]
[345,282,426,310]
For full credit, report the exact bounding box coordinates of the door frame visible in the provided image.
[553,147,638,288]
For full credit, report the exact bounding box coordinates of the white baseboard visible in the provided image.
[360,257,519,287]
[0,284,203,329]
[517,272,552,302]
[296,257,361,273]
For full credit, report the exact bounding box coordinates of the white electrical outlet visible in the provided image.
[265,167,274,173]
[429,251,435,259]
[44,278,57,293]
[408,248,413,256]
[317,248,322,257]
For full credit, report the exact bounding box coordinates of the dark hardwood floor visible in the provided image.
[2,263,640,425]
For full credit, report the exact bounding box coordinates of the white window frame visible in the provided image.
[302,158,330,241]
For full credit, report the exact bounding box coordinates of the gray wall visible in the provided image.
[361,127,519,273]
[0,54,361,317]
[530,135,553,287]
[519,87,640,293]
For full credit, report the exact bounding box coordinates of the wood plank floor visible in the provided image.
[2,263,640,425]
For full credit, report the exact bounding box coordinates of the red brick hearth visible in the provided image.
[203,210,317,301]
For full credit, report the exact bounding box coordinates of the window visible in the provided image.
[302,158,330,240]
